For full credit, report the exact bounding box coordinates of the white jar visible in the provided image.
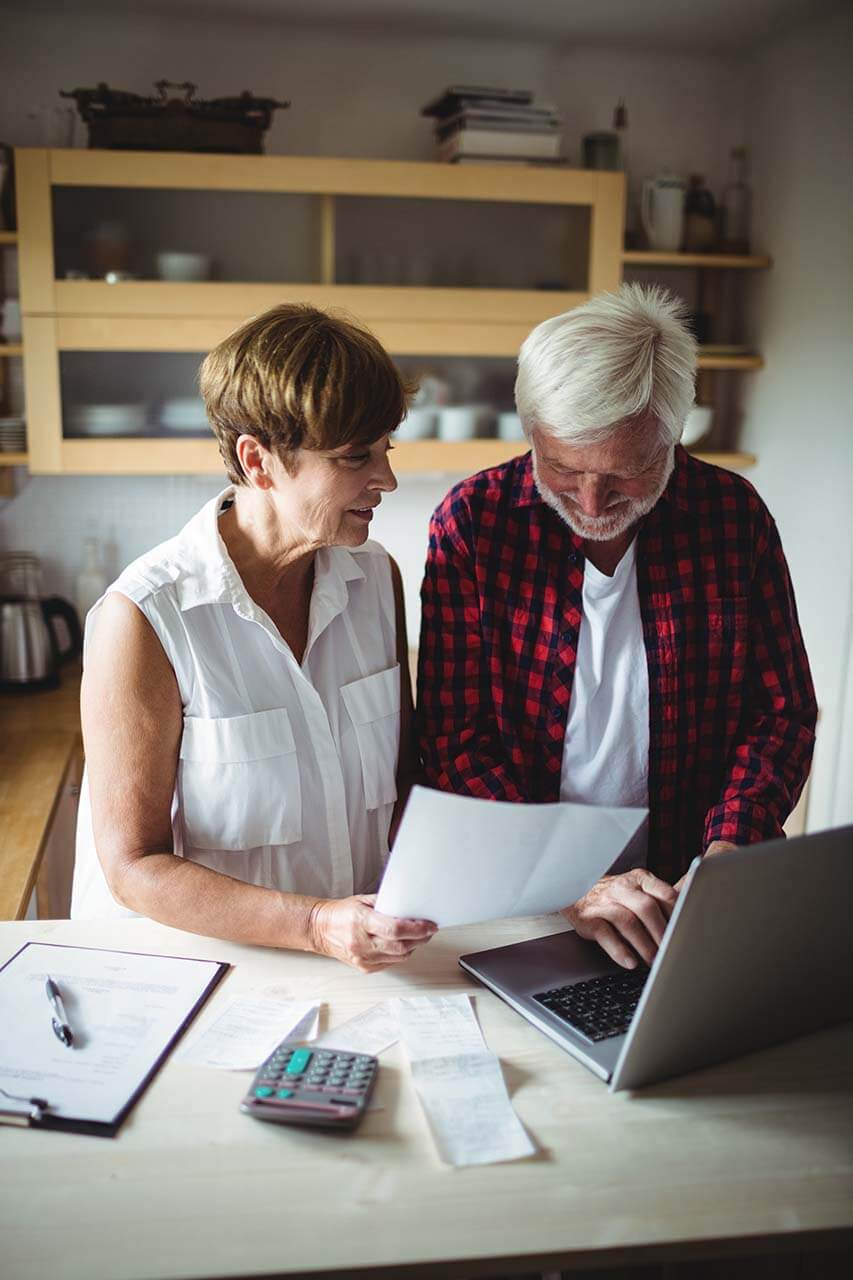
[1,298,21,341]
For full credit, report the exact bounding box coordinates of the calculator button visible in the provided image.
[286,1048,313,1074]
[254,1086,275,1098]
[276,1089,295,1099]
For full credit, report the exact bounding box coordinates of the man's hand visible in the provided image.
[562,869,678,969]
[308,895,437,974]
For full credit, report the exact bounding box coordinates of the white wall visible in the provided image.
[740,6,853,830]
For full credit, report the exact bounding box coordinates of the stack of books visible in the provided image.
[422,85,563,165]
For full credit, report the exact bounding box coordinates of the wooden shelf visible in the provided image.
[697,353,763,370]
[0,345,23,357]
[0,231,18,245]
[38,438,755,476]
[0,452,28,467]
[622,251,771,269]
[693,450,756,469]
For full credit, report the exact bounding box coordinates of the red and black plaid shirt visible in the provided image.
[417,447,816,885]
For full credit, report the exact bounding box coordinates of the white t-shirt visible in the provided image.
[560,539,650,864]
[72,488,401,918]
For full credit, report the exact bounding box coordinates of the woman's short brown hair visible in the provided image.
[199,304,413,484]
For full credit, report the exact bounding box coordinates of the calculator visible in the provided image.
[239,1044,379,1129]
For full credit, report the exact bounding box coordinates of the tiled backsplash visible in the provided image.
[0,471,457,641]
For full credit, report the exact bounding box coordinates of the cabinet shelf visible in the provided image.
[0,452,28,467]
[622,251,771,269]
[697,352,763,370]
[38,438,755,476]
[0,345,23,357]
[0,231,18,245]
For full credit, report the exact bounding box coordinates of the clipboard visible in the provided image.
[0,941,230,1137]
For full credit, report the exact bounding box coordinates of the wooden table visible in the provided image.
[1,916,851,1280]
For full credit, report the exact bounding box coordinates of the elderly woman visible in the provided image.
[72,304,435,972]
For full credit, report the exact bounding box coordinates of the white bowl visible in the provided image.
[396,407,438,441]
[156,252,212,283]
[681,405,714,447]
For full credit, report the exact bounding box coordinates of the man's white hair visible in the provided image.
[515,283,697,447]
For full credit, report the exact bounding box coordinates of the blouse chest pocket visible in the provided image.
[341,664,401,811]
[178,708,302,851]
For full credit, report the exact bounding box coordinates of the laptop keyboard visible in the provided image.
[533,969,649,1042]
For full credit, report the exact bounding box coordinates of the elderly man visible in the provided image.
[417,284,816,971]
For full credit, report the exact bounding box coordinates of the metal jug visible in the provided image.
[0,553,82,691]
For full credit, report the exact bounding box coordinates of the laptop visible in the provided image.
[459,825,853,1091]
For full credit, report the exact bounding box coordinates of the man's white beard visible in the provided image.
[532,449,674,542]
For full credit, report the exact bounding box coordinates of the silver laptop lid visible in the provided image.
[611,825,853,1091]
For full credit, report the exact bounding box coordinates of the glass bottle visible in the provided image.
[721,147,751,254]
[613,99,639,247]
[76,538,106,622]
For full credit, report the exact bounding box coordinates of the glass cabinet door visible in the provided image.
[59,351,210,440]
[52,188,325,285]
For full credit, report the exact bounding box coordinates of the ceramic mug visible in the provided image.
[641,174,686,252]
[437,405,494,442]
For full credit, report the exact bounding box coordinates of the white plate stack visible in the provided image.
[158,397,209,433]
[0,415,26,452]
[67,403,148,436]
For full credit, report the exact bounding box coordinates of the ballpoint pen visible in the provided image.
[45,975,75,1048]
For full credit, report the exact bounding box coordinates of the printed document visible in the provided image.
[396,994,535,1167]
[376,785,647,926]
[178,994,319,1070]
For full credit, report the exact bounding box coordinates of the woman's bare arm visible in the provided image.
[82,592,321,947]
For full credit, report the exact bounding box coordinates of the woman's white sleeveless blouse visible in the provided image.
[71,489,401,918]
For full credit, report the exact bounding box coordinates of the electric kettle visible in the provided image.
[0,553,82,691]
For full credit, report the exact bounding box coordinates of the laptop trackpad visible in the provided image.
[461,928,620,994]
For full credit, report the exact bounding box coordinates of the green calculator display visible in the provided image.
[240,1044,378,1129]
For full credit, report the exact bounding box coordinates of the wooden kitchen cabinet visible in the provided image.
[35,743,83,920]
[12,147,760,476]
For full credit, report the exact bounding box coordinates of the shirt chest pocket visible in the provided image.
[341,664,401,811]
[178,708,302,851]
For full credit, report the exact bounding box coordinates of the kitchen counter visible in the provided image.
[0,667,82,920]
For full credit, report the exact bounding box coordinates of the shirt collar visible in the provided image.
[171,486,366,616]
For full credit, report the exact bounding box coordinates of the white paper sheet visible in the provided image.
[0,941,224,1125]
[410,1053,535,1166]
[313,1000,400,1056]
[178,996,319,1070]
[376,785,647,926]
[396,994,535,1167]
[395,993,486,1058]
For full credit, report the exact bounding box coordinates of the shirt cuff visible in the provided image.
[703,798,784,850]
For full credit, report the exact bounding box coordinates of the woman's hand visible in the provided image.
[562,869,678,969]
[308,895,437,973]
